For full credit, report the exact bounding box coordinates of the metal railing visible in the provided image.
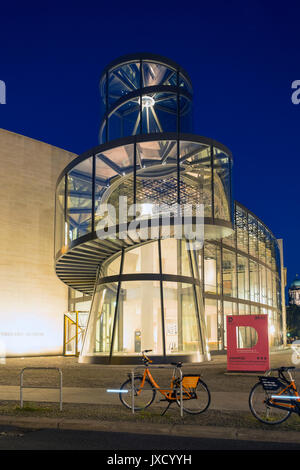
[20,367,63,411]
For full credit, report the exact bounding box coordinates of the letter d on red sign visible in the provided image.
[226,315,269,372]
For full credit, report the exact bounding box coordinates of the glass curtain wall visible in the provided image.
[99,58,193,143]
[54,138,234,259]
[80,239,207,361]
[72,200,283,356]
[202,202,282,351]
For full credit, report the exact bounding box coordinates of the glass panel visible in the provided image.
[248,213,258,258]
[108,62,140,106]
[67,157,93,243]
[136,140,177,168]
[238,303,249,314]
[275,242,281,274]
[99,119,107,144]
[267,268,273,306]
[236,204,249,252]
[55,177,65,255]
[142,62,177,87]
[122,243,160,274]
[237,255,249,300]
[189,245,201,280]
[265,231,272,267]
[222,230,236,248]
[213,148,231,221]
[258,222,266,263]
[94,153,119,236]
[142,92,177,134]
[249,260,260,303]
[222,249,237,298]
[205,298,218,351]
[259,264,267,305]
[103,254,122,277]
[180,142,212,217]
[179,72,193,94]
[99,145,135,230]
[109,99,140,140]
[160,239,191,277]
[249,305,259,314]
[193,248,203,286]
[112,280,163,355]
[136,167,178,220]
[99,74,106,107]
[179,94,193,133]
[204,243,221,295]
[272,273,278,308]
[81,283,118,356]
[163,282,201,354]
[101,144,134,174]
[270,238,277,271]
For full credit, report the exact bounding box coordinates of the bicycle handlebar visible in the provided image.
[141,350,153,364]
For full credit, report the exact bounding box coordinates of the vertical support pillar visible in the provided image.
[277,239,287,347]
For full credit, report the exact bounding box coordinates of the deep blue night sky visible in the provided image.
[1,1,299,297]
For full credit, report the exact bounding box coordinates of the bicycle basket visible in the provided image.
[259,376,283,391]
[182,375,199,389]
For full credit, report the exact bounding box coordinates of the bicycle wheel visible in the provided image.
[176,379,211,414]
[292,351,300,365]
[249,382,293,425]
[119,376,156,411]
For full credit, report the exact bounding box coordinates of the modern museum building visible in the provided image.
[0,53,287,362]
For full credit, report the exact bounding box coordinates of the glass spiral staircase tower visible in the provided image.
[55,53,234,364]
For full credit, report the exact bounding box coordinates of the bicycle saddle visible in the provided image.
[171,362,183,368]
[279,366,295,371]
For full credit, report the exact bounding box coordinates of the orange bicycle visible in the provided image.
[249,366,300,424]
[119,350,211,415]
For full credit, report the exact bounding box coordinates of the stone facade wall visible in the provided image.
[0,129,76,356]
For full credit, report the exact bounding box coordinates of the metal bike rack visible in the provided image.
[130,364,183,417]
[20,367,63,411]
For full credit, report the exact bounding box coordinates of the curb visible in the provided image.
[0,415,299,444]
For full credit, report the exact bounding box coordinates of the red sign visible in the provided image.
[226,315,269,372]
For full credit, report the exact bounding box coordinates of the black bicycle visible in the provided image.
[249,366,300,425]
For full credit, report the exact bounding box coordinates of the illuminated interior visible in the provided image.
[81,239,207,361]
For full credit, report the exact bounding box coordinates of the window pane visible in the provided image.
[237,255,249,300]
[204,243,221,295]
[55,177,65,255]
[259,264,267,305]
[163,282,201,354]
[236,205,248,252]
[248,214,258,258]
[67,157,93,243]
[205,298,218,351]
[113,280,163,355]
[81,283,118,356]
[180,142,212,217]
[122,243,160,274]
[160,239,191,277]
[108,62,140,105]
[249,260,260,303]
[213,148,231,221]
[142,62,177,87]
[222,249,237,297]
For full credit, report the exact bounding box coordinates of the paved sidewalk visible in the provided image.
[0,348,298,445]
[0,385,251,411]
